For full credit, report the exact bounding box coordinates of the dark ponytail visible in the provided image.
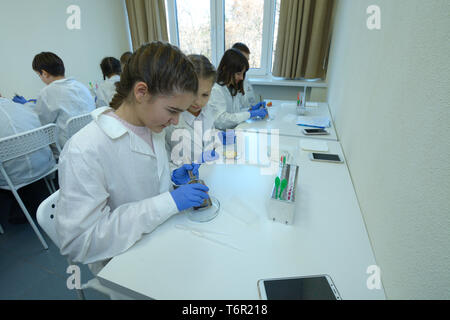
[100,57,121,80]
[110,41,198,110]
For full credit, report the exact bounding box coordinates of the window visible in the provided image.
[166,0,279,76]
[224,0,265,69]
[175,0,212,61]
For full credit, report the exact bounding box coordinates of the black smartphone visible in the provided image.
[303,128,329,135]
[310,153,343,163]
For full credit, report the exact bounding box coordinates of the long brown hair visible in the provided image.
[110,41,198,110]
[187,54,217,83]
[216,48,249,96]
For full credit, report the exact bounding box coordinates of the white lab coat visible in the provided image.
[239,78,258,109]
[56,106,178,275]
[165,106,221,166]
[207,83,251,130]
[33,77,96,149]
[0,98,55,187]
[96,74,120,108]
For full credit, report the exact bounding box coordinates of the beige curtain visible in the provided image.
[125,0,169,51]
[272,0,334,79]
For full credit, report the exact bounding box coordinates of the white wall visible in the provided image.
[254,85,327,102]
[0,0,130,99]
[327,0,450,299]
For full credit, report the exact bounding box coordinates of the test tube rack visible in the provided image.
[267,163,299,225]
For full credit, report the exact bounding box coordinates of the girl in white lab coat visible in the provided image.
[96,57,122,108]
[231,42,258,108]
[56,41,209,275]
[32,52,96,149]
[207,48,267,130]
[165,54,220,165]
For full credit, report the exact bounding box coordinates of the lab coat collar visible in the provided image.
[108,75,121,82]
[51,77,75,85]
[183,110,204,127]
[91,107,167,179]
[91,107,127,139]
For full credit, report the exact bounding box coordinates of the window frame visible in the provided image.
[165,0,278,76]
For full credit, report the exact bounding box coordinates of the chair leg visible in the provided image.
[44,177,54,194]
[49,178,57,193]
[10,187,49,249]
[76,288,86,300]
[0,223,4,234]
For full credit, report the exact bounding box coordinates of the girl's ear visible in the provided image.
[133,81,149,103]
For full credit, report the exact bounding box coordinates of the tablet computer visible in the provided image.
[257,275,341,300]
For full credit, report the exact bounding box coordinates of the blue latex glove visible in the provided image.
[171,163,201,185]
[250,107,268,119]
[249,101,266,111]
[170,183,210,212]
[13,95,27,104]
[201,149,219,163]
[218,130,236,145]
[27,99,37,104]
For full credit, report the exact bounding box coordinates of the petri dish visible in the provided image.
[223,150,240,160]
[187,196,220,223]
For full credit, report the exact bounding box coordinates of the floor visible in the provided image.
[0,182,110,300]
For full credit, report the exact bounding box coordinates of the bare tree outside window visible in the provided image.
[272,0,280,72]
[224,0,264,69]
[176,0,212,60]
[175,0,279,72]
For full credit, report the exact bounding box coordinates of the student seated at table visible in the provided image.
[231,42,258,108]
[0,96,56,224]
[56,41,210,276]
[96,57,121,108]
[32,52,96,150]
[207,48,267,130]
[165,54,221,165]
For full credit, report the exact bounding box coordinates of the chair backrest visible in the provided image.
[66,113,93,139]
[36,190,61,248]
[0,123,60,164]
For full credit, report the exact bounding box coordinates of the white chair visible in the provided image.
[37,190,134,300]
[36,190,86,300]
[66,113,93,140]
[0,124,60,249]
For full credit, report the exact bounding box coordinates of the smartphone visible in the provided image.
[257,275,341,300]
[309,152,343,163]
[303,128,329,135]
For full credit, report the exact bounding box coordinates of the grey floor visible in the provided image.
[0,193,110,300]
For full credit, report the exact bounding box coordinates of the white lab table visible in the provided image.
[236,100,338,141]
[97,135,385,300]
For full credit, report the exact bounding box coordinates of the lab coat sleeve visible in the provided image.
[56,141,179,265]
[33,93,58,125]
[239,81,258,110]
[95,86,108,108]
[207,86,250,130]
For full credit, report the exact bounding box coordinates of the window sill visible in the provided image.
[248,75,327,88]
